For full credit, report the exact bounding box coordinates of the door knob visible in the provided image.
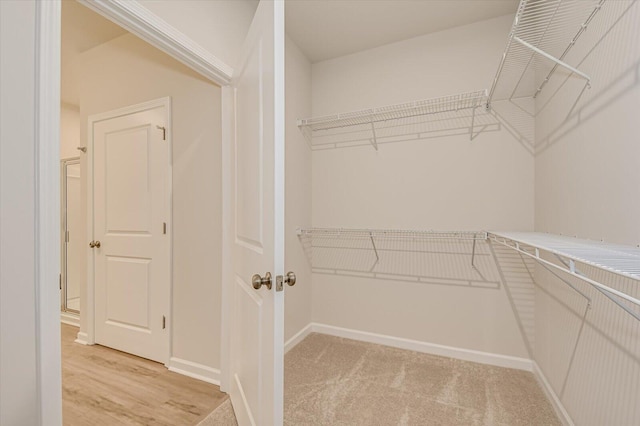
[89,240,101,248]
[285,271,296,286]
[252,272,272,290]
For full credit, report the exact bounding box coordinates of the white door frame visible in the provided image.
[36,1,236,422]
[86,97,173,362]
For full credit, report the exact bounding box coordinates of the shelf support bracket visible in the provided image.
[369,121,379,151]
[513,37,591,88]
[471,238,477,267]
[369,232,380,263]
[470,106,477,141]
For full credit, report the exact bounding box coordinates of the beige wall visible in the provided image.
[284,35,312,342]
[60,103,80,160]
[309,15,534,358]
[0,1,40,423]
[79,33,223,369]
[533,2,640,424]
[137,0,257,69]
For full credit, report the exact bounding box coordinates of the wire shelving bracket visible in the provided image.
[297,90,490,150]
[487,0,605,110]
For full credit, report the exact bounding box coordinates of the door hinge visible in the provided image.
[162,315,166,329]
[59,273,62,290]
[156,125,166,141]
[163,222,167,234]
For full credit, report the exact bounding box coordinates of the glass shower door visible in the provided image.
[62,159,81,315]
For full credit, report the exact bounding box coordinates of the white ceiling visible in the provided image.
[61,1,127,105]
[285,0,519,63]
[61,0,519,104]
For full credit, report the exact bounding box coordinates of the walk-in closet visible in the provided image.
[277,0,640,424]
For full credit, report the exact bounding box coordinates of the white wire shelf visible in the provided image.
[297,228,487,241]
[487,0,605,108]
[297,228,498,288]
[297,90,492,150]
[489,232,640,319]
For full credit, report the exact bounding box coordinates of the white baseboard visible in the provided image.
[285,323,314,353]
[74,331,89,345]
[533,361,574,426]
[60,311,80,327]
[168,357,220,386]
[308,323,533,372]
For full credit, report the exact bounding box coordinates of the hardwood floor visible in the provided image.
[61,324,227,425]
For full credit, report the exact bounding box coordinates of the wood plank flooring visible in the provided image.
[61,324,226,425]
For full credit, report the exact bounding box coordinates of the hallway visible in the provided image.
[61,324,226,425]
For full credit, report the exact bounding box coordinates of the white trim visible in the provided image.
[35,1,63,423]
[284,323,313,354]
[310,323,533,372]
[60,312,80,328]
[533,362,575,426]
[168,357,221,386]
[86,97,173,363]
[74,331,89,346]
[77,0,233,85]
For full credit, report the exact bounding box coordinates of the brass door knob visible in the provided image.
[252,272,272,290]
[285,271,296,286]
[89,240,101,248]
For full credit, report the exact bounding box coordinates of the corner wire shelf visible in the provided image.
[489,231,640,321]
[297,228,499,288]
[487,0,605,111]
[297,90,493,150]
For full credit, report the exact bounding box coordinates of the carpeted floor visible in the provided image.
[198,332,561,425]
[197,399,238,426]
[283,333,561,426]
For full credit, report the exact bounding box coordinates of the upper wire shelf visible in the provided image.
[297,90,493,150]
[487,0,605,110]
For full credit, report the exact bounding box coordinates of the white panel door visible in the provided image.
[92,101,170,364]
[229,1,285,425]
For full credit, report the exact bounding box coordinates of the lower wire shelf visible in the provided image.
[297,228,499,289]
[489,232,640,321]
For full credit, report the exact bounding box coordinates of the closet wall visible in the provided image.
[533,1,640,425]
[79,33,224,373]
[308,14,534,358]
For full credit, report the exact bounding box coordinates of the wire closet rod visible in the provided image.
[489,234,640,310]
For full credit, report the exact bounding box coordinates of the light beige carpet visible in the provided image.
[284,333,561,426]
[197,399,238,426]
[199,333,561,425]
